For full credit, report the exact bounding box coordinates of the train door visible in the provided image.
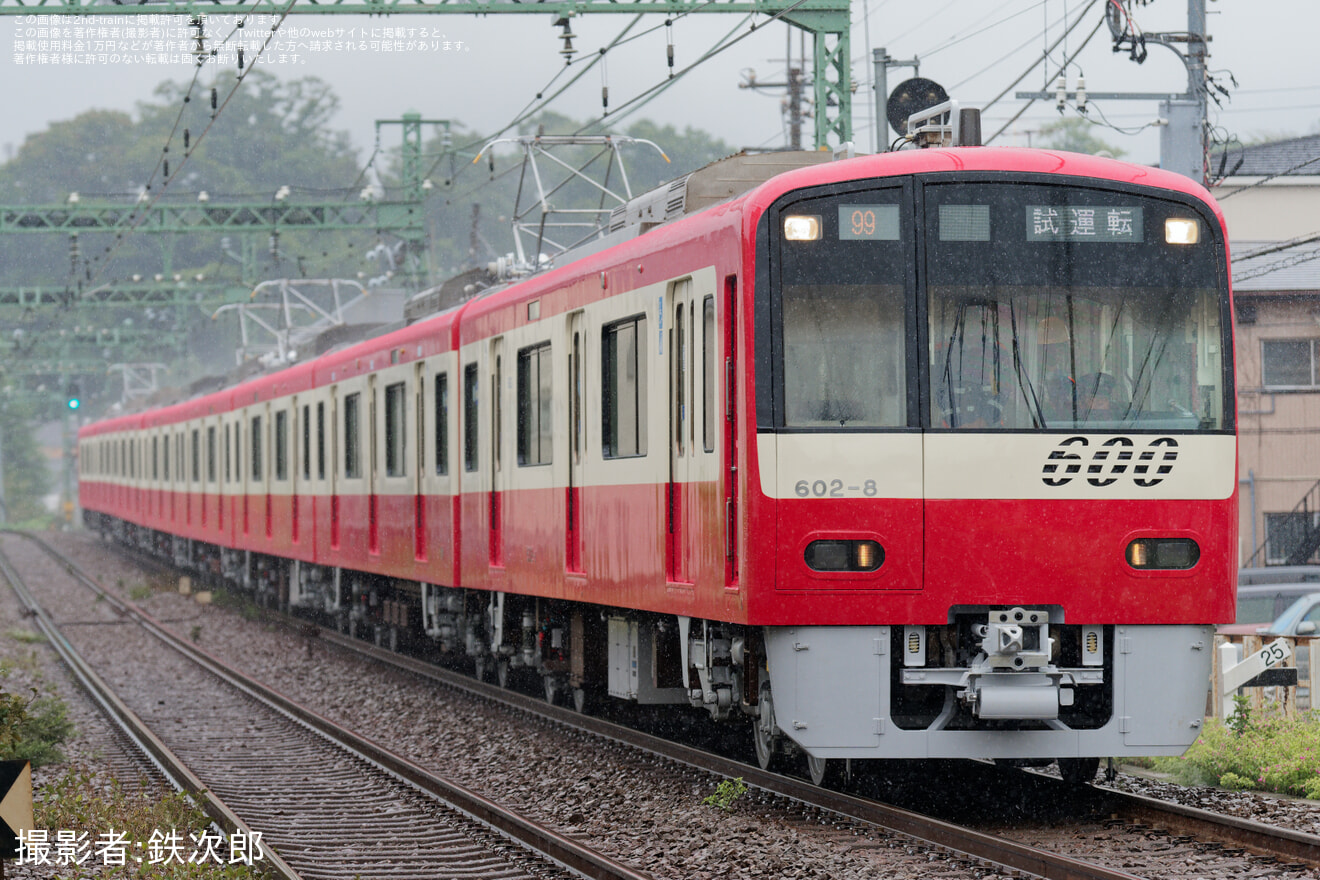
[489,338,505,568]
[566,311,585,573]
[668,280,695,584]
[368,375,380,555]
[329,386,341,550]
[263,402,273,540]
[290,396,300,544]
[414,363,427,561]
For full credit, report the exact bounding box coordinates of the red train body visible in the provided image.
[81,145,1237,777]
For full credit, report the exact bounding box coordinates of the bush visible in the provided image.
[1150,711,1320,798]
[0,692,75,768]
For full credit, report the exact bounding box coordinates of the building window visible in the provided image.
[464,363,479,472]
[344,393,361,479]
[1265,511,1320,565]
[602,315,647,458]
[517,342,553,466]
[385,381,407,477]
[1262,338,1320,389]
[435,373,449,476]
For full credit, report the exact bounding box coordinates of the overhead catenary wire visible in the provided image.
[985,10,1106,146]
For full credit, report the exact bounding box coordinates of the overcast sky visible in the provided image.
[4,0,1318,175]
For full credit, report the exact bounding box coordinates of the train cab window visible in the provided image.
[602,315,648,458]
[302,405,311,481]
[464,363,479,472]
[191,430,200,482]
[343,393,361,479]
[517,343,553,467]
[275,410,289,481]
[923,182,1230,431]
[435,373,449,476]
[251,416,263,481]
[207,426,217,483]
[777,202,908,427]
[703,296,716,452]
[385,381,407,477]
[316,402,326,481]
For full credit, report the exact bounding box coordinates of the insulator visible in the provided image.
[164,159,170,177]
[211,88,218,111]
[183,129,190,149]
[601,86,609,110]
[667,43,674,70]
[237,47,244,70]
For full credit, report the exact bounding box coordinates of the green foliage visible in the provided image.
[1227,694,1253,737]
[0,683,74,768]
[1148,712,1320,798]
[6,628,46,645]
[0,395,54,523]
[128,583,154,602]
[1037,117,1127,158]
[703,776,748,812]
[36,766,263,878]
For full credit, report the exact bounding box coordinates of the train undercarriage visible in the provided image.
[86,510,1211,788]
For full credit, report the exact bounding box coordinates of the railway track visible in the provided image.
[41,531,1320,879]
[0,532,653,880]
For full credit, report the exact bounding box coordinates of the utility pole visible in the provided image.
[1014,0,1209,184]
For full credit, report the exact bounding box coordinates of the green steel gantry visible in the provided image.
[1,0,853,148]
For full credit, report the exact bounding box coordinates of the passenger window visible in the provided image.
[207,426,217,483]
[703,295,716,452]
[251,416,263,481]
[316,402,326,480]
[191,429,199,482]
[517,342,553,466]
[464,363,479,472]
[385,381,407,477]
[602,315,647,458]
[344,393,361,479]
[435,373,449,476]
[275,410,289,481]
[302,405,311,481]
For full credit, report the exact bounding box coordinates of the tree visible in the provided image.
[1037,117,1126,158]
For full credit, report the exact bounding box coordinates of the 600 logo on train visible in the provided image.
[1041,436,1180,487]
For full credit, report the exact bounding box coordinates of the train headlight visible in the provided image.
[1165,218,1199,245]
[1125,538,1200,570]
[804,540,884,572]
[784,215,822,241]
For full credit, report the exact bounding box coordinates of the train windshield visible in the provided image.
[766,177,1230,432]
[925,181,1229,431]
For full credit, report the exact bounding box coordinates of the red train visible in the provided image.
[81,132,1236,785]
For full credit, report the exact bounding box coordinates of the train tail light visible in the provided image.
[804,539,884,572]
[1125,538,1199,570]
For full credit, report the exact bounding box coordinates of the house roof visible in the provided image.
[1215,133,1320,179]
[1231,239,1320,293]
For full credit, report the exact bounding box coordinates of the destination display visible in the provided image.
[837,204,901,240]
[1026,205,1144,242]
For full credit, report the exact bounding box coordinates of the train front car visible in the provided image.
[747,150,1235,777]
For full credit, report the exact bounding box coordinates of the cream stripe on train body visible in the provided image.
[758,432,1236,500]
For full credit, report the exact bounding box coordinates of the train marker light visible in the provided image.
[804,539,883,572]
[784,215,821,241]
[1165,218,1198,244]
[1126,538,1199,570]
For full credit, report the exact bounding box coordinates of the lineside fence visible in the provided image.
[1212,634,1316,720]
